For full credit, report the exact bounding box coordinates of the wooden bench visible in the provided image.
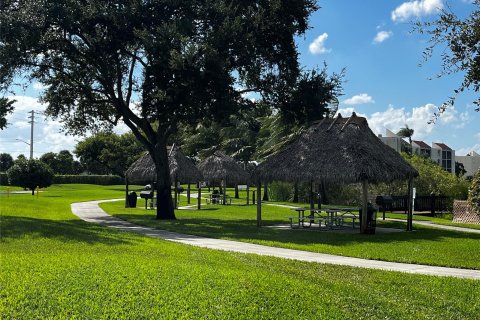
[287,215,325,229]
[340,213,358,228]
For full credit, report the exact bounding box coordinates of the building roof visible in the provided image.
[433,143,452,151]
[412,140,431,149]
[254,113,418,184]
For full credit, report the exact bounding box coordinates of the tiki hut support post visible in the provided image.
[407,176,414,231]
[317,183,322,210]
[187,183,191,204]
[235,185,239,198]
[197,182,202,210]
[257,181,262,227]
[309,180,314,212]
[174,175,178,209]
[223,173,227,205]
[125,177,130,208]
[246,184,250,205]
[361,180,368,234]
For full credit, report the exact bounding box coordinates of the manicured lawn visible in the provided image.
[383,212,480,230]
[2,185,480,319]
[102,197,480,270]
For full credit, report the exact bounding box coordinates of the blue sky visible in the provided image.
[297,0,479,155]
[1,0,478,158]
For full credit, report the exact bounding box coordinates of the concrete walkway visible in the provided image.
[71,200,480,280]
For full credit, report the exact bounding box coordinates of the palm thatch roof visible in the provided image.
[197,151,250,184]
[125,146,203,184]
[255,113,418,184]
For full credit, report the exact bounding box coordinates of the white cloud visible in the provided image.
[391,0,444,22]
[335,107,367,118]
[308,33,331,55]
[7,95,46,113]
[373,31,393,43]
[33,82,47,91]
[364,103,466,141]
[343,93,375,105]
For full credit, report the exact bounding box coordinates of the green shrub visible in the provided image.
[53,175,124,185]
[7,159,54,194]
[268,181,292,202]
[468,169,480,214]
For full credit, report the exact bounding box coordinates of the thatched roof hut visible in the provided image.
[125,146,203,185]
[255,113,418,184]
[197,151,250,185]
[254,113,418,233]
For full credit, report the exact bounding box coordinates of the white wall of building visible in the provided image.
[456,151,480,177]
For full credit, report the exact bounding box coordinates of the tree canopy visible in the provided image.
[7,159,54,195]
[39,150,82,175]
[0,0,322,219]
[0,97,14,130]
[468,169,480,214]
[74,132,144,176]
[0,153,14,172]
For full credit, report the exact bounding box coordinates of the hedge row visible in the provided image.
[53,175,124,185]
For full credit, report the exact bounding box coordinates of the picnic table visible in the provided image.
[205,192,232,205]
[288,208,358,230]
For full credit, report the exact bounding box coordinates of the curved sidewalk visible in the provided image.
[71,200,480,280]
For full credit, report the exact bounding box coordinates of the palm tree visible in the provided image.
[397,125,414,154]
[397,125,414,144]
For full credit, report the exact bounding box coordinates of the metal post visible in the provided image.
[29,110,34,160]
[197,183,201,210]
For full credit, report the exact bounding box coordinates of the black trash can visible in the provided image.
[128,191,137,208]
[359,203,377,234]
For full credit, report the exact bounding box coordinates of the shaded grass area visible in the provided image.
[2,185,480,319]
[102,201,480,270]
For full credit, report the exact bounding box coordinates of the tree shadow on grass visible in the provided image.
[113,214,480,248]
[0,216,134,245]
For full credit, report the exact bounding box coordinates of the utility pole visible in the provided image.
[27,110,34,160]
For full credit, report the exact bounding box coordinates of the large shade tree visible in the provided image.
[40,150,82,174]
[74,132,143,176]
[0,0,318,219]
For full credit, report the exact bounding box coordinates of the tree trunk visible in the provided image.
[293,182,299,203]
[319,180,328,204]
[235,185,239,198]
[152,141,175,220]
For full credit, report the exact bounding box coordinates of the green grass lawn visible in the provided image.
[2,184,480,319]
[381,211,480,230]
